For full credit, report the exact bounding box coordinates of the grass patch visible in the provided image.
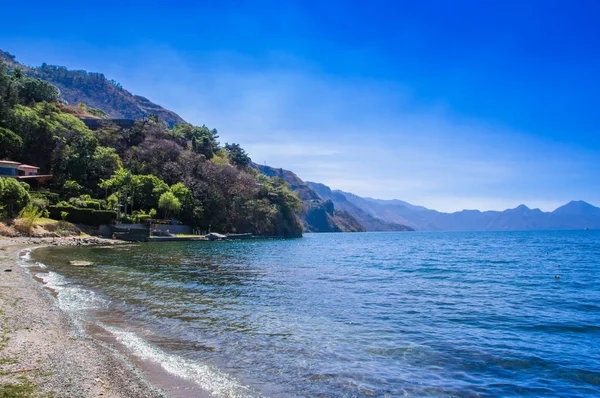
[0,310,10,350]
[0,381,35,397]
[34,218,59,226]
[0,357,18,365]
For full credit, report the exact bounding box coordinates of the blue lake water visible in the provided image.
[30,231,600,397]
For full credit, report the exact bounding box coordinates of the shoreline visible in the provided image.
[0,237,194,397]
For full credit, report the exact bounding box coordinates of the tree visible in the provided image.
[99,168,135,216]
[64,133,99,184]
[132,174,169,210]
[87,146,122,190]
[6,102,92,174]
[62,180,84,198]
[225,143,251,167]
[170,182,195,223]
[0,127,22,159]
[16,77,59,104]
[0,177,30,215]
[10,67,24,79]
[174,123,219,159]
[158,191,180,219]
[0,62,19,122]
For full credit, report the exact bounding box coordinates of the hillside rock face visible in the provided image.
[0,50,185,126]
[252,164,365,232]
[307,182,414,231]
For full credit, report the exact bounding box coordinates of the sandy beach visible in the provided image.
[0,237,167,397]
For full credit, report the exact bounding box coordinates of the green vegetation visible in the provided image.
[158,191,180,219]
[14,204,42,235]
[0,58,304,237]
[0,380,36,398]
[20,54,185,126]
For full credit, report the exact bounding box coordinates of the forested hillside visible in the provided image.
[253,164,365,232]
[0,50,185,126]
[0,58,304,237]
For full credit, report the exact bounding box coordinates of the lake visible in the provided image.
[30,231,600,397]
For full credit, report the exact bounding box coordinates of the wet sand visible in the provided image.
[0,237,167,397]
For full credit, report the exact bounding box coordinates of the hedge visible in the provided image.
[78,200,102,210]
[48,205,116,226]
[30,191,60,205]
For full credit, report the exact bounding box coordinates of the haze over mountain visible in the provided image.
[307,182,414,231]
[307,181,600,231]
[251,164,368,232]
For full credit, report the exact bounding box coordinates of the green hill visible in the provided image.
[0,50,185,126]
[0,54,303,237]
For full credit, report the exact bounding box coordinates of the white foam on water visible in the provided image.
[103,325,259,398]
[37,271,108,313]
[17,249,46,268]
[19,249,32,261]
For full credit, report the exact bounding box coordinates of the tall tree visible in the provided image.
[158,191,181,219]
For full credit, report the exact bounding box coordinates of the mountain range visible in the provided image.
[3,48,597,232]
[307,181,600,231]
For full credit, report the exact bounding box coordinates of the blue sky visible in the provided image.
[2,0,599,211]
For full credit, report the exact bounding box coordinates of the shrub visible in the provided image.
[87,107,107,118]
[15,204,42,235]
[131,209,154,223]
[30,191,60,205]
[30,196,49,210]
[0,177,30,215]
[48,205,116,226]
[68,195,103,210]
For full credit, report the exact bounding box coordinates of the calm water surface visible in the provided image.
[30,231,600,397]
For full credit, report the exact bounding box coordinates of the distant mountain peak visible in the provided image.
[553,200,600,216]
[566,200,590,206]
[304,184,600,231]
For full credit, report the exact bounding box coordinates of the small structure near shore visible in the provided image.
[147,219,174,237]
[207,232,227,241]
[0,159,53,185]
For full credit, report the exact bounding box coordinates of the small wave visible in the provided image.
[103,325,259,398]
[37,271,108,313]
[18,249,46,268]
[19,260,47,269]
[19,249,31,260]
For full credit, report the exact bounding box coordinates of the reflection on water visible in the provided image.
[32,231,600,397]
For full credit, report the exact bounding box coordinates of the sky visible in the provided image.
[1,0,599,212]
